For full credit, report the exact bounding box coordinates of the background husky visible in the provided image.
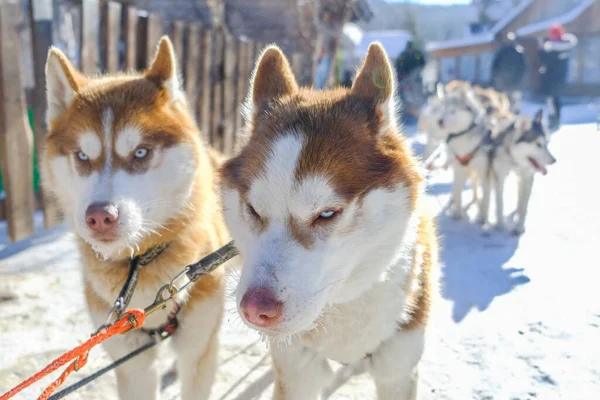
[41,37,229,399]
[433,82,556,233]
[220,42,439,400]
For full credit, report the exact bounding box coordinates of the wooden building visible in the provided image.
[426,0,600,97]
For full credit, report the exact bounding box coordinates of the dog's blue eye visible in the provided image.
[77,151,89,161]
[319,210,336,219]
[134,148,148,159]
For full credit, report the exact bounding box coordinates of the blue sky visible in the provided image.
[386,0,471,4]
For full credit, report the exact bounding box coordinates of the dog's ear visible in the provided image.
[351,42,395,104]
[533,108,543,124]
[145,36,183,101]
[249,44,298,107]
[45,47,87,124]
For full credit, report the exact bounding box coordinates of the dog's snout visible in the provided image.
[86,202,119,237]
[240,287,282,328]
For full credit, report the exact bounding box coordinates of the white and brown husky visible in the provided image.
[220,43,439,399]
[41,37,229,399]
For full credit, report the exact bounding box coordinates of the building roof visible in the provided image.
[426,0,535,52]
[353,30,412,59]
[516,0,596,36]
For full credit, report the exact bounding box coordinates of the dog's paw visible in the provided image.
[475,214,487,225]
[451,211,463,221]
[511,227,525,236]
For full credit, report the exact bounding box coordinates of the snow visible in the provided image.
[2,101,600,399]
[426,0,535,52]
[516,0,596,37]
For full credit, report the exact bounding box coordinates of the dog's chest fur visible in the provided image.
[301,257,413,364]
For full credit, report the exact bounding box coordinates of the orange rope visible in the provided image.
[0,309,145,400]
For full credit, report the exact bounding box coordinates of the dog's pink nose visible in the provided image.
[85,202,119,237]
[240,287,282,328]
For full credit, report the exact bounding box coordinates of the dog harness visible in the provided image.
[96,242,182,339]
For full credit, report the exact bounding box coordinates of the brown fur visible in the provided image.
[223,43,434,329]
[401,210,439,330]
[43,37,229,398]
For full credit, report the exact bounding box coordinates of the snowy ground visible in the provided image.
[1,101,599,399]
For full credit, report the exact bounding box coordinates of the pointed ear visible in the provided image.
[250,45,298,106]
[45,47,86,123]
[351,42,394,104]
[145,36,182,101]
[534,108,543,124]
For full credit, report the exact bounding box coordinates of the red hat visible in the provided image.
[549,23,564,41]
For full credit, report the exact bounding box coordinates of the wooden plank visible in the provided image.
[235,39,250,142]
[198,29,212,142]
[135,12,148,70]
[292,53,303,80]
[0,0,36,241]
[124,6,138,70]
[221,32,237,155]
[185,24,200,120]
[210,29,224,151]
[104,1,122,73]
[80,0,100,75]
[145,13,163,67]
[28,0,61,228]
[169,20,185,72]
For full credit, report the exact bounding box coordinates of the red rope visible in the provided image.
[0,309,145,400]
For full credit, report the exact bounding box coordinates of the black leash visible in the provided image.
[47,340,159,400]
[48,241,239,399]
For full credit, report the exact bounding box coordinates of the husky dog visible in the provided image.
[437,85,556,232]
[477,109,556,234]
[41,37,229,399]
[220,43,439,399]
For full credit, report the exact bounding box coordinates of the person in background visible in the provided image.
[491,32,526,113]
[395,41,426,82]
[538,23,578,130]
[340,69,353,88]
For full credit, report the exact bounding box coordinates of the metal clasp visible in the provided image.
[144,284,178,316]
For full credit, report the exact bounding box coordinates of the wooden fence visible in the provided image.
[0,0,305,243]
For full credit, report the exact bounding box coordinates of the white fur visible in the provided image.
[436,92,556,233]
[78,132,102,160]
[115,125,142,158]
[223,134,426,399]
[48,110,197,260]
[45,52,76,123]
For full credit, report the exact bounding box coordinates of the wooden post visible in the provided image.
[0,0,36,241]
[210,29,224,151]
[28,0,61,228]
[104,1,122,73]
[222,32,237,155]
[146,13,163,67]
[124,6,137,71]
[292,53,303,80]
[169,20,185,73]
[80,0,100,75]
[235,39,250,141]
[185,24,200,120]
[198,29,212,142]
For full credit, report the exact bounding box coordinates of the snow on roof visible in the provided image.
[425,33,495,52]
[343,23,364,46]
[516,0,596,36]
[354,30,413,59]
[426,0,535,52]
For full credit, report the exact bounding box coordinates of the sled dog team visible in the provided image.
[418,80,556,235]
[40,34,552,400]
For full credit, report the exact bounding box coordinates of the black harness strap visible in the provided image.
[47,241,240,400]
[95,242,170,334]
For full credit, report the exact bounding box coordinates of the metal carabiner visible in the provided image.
[144,284,178,316]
